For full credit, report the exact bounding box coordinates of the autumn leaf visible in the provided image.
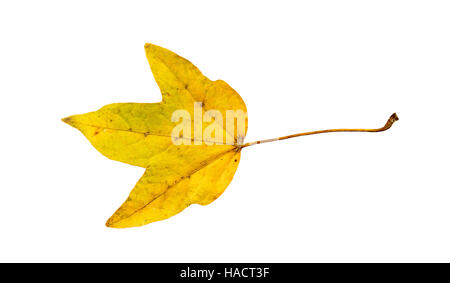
[63,43,398,228]
[63,44,247,228]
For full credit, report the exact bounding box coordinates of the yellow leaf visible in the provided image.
[63,43,399,228]
[63,44,247,228]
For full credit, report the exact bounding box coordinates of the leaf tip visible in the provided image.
[105,216,119,228]
[61,116,73,125]
[144,43,156,50]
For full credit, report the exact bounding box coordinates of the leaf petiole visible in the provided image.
[240,113,399,149]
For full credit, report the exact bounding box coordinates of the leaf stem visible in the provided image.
[240,113,399,149]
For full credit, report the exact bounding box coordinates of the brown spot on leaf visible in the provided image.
[61,117,72,124]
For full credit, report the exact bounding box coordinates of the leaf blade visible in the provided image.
[106,147,240,228]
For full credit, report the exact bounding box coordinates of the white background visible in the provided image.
[0,1,449,263]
